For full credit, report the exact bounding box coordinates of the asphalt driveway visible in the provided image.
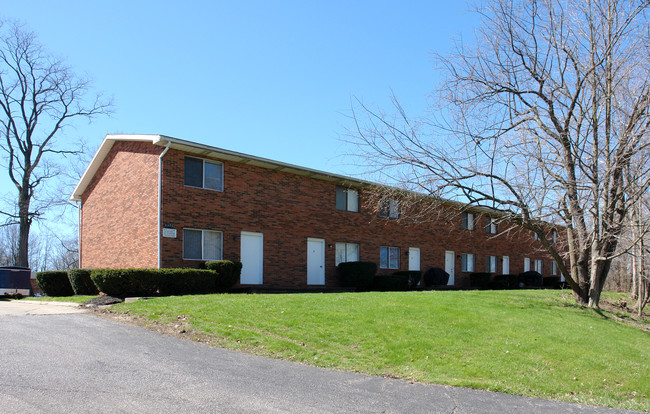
[0,300,641,413]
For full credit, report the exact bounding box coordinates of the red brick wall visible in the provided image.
[159,148,561,288]
[80,141,162,268]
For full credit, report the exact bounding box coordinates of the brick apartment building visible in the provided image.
[70,134,562,288]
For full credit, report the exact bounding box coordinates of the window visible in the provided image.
[380,198,399,218]
[336,187,359,212]
[550,261,558,275]
[485,217,497,234]
[502,256,510,274]
[380,246,400,269]
[551,229,558,244]
[534,259,543,274]
[534,232,540,241]
[335,242,360,266]
[462,212,474,230]
[183,229,222,260]
[524,257,531,272]
[461,253,475,272]
[486,255,497,273]
[184,157,223,191]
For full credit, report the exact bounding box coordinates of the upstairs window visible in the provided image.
[462,212,475,230]
[335,242,360,266]
[380,199,399,218]
[380,246,400,269]
[461,253,475,272]
[485,217,497,234]
[486,255,497,273]
[336,187,359,212]
[534,232,540,241]
[185,157,223,191]
[551,229,558,244]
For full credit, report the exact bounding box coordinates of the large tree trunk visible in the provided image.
[17,188,31,268]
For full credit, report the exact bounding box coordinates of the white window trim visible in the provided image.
[335,242,360,266]
[182,228,223,261]
[184,156,224,192]
[524,257,531,272]
[486,217,497,234]
[534,259,543,274]
[462,212,475,230]
[380,199,399,219]
[486,255,497,273]
[461,253,475,272]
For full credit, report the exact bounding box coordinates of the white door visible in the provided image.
[502,256,510,274]
[445,251,455,286]
[408,247,420,271]
[307,238,325,285]
[240,232,263,284]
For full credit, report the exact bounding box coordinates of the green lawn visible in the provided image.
[109,290,647,411]
[22,295,97,303]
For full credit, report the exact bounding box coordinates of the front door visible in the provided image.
[408,247,420,271]
[307,238,325,285]
[240,232,263,285]
[445,250,455,286]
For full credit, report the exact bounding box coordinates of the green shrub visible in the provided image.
[90,269,159,297]
[372,274,409,291]
[158,269,218,295]
[469,272,492,289]
[490,274,518,290]
[36,271,74,296]
[205,260,243,292]
[68,269,99,295]
[392,270,421,289]
[543,276,561,288]
[337,261,377,291]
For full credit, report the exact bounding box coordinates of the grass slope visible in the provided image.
[113,290,648,411]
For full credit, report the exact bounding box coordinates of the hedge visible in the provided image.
[469,272,492,289]
[518,271,543,287]
[36,271,74,297]
[543,276,561,288]
[490,274,518,290]
[423,267,449,287]
[157,269,218,296]
[392,270,421,290]
[68,269,99,295]
[372,274,409,291]
[337,261,377,291]
[205,260,243,292]
[90,269,159,297]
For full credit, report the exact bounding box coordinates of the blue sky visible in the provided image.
[1,1,478,227]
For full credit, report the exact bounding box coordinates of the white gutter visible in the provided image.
[157,141,172,268]
[77,200,82,268]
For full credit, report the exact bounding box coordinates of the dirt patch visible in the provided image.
[598,297,649,332]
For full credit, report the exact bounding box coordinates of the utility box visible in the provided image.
[0,266,32,296]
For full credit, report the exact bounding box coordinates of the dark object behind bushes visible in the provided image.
[158,269,218,295]
[470,272,492,289]
[68,269,99,295]
[338,261,377,290]
[423,268,449,287]
[90,269,158,297]
[543,276,561,289]
[36,271,74,296]
[372,273,409,291]
[206,260,243,291]
[490,274,518,289]
[392,270,421,289]
[518,271,543,287]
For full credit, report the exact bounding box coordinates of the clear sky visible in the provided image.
[1,0,479,226]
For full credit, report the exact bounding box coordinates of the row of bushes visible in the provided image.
[338,262,421,292]
[470,271,562,290]
[36,261,242,298]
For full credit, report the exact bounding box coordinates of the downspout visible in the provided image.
[158,141,172,269]
[77,200,82,268]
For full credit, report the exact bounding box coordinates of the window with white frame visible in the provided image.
[550,261,558,275]
[502,256,510,274]
[462,212,475,230]
[534,232,540,241]
[380,246,400,269]
[380,198,399,218]
[335,242,360,266]
[486,255,497,273]
[336,187,359,212]
[534,259,543,274]
[461,253,475,272]
[183,229,223,260]
[184,157,223,191]
[485,216,497,234]
[551,229,558,244]
[524,257,531,272]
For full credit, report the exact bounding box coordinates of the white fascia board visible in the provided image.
[69,134,162,201]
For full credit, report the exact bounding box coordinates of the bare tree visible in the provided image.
[349,0,650,307]
[0,21,110,268]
